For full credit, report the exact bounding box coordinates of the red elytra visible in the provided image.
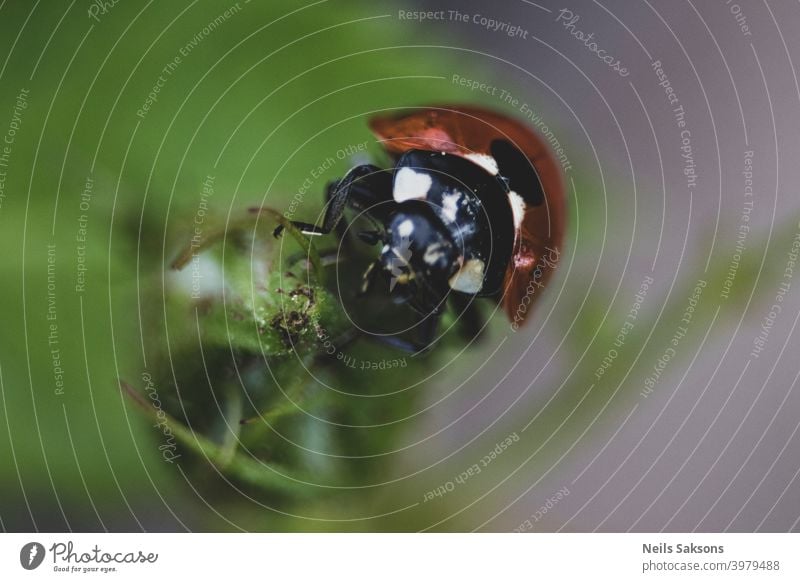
[368,105,566,326]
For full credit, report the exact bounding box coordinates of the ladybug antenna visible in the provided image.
[356,230,383,245]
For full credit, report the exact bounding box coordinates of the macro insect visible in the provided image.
[274,105,566,351]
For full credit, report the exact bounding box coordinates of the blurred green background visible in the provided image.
[2,0,523,531]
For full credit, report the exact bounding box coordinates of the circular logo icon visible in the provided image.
[19,542,45,570]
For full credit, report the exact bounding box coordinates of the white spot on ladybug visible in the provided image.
[465,153,499,175]
[508,190,526,230]
[394,167,432,202]
[398,219,414,237]
[423,243,445,265]
[448,258,485,294]
[441,192,461,223]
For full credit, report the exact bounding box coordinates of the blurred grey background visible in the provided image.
[398,0,800,532]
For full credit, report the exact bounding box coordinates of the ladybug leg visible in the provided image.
[274,220,326,236]
[324,179,351,241]
[322,179,384,252]
[449,292,485,343]
[319,163,393,234]
[273,164,392,238]
[371,313,441,355]
[414,314,441,353]
[358,260,379,296]
[282,248,343,271]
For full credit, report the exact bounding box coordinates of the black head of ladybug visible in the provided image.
[375,201,459,314]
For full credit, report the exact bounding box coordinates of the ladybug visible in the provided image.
[274,105,565,351]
